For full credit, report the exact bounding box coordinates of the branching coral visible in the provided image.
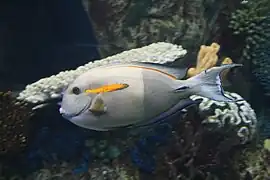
[228,0,270,95]
[0,91,33,155]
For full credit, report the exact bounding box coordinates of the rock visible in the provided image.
[83,0,227,57]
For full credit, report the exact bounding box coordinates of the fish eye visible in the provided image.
[72,86,81,95]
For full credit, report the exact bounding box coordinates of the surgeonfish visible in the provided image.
[59,62,242,131]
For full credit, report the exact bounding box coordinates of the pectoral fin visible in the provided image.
[89,94,107,115]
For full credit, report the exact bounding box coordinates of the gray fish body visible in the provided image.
[60,62,242,131]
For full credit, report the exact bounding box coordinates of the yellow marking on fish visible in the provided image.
[127,66,177,80]
[85,84,129,94]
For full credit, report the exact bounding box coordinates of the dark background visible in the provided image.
[0,0,100,90]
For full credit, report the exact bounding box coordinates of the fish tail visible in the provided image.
[179,64,243,102]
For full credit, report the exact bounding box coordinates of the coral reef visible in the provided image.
[1,41,261,179]
[190,91,257,144]
[146,105,243,179]
[0,105,262,180]
[127,97,257,179]
[236,141,270,179]
[85,139,122,163]
[82,0,226,57]
[0,117,126,178]
[1,102,253,180]
[228,0,270,96]
[129,124,173,173]
[87,162,139,180]
[17,42,187,105]
[0,91,33,155]
[23,160,139,180]
[0,79,260,179]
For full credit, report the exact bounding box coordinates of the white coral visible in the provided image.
[17,42,187,104]
[190,91,257,144]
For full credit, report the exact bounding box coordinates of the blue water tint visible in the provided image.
[10,109,97,174]
[72,150,91,174]
[131,146,155,173]
[3,105,175,176]
[26,125,89,161]
[130,124,173,173]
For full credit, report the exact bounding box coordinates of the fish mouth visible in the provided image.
[60,101,91,119]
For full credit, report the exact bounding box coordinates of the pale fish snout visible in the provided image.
[60,94,92,119]
[59,107,74,119]
[59,107,65,114]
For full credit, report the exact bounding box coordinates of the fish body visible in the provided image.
[59,62,242,131]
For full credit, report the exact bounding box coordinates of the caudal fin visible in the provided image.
[183,64,243,102]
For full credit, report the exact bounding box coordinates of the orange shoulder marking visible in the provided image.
[85,83,129,94]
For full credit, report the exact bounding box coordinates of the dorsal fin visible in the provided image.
[124,62,188,79]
